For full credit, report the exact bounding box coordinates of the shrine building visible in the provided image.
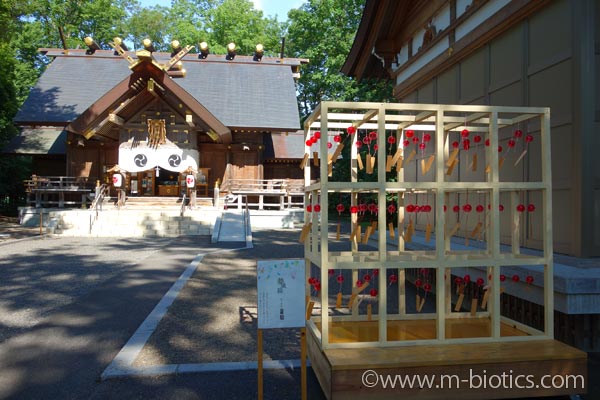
[4,39,307,199]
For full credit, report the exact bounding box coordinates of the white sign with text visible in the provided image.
[257,259,305,329]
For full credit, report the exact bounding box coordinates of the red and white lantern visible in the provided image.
[186,174,196,188]
[112,173,122,188]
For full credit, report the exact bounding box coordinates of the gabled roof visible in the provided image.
[15,50,305,133]
[66,58,232,143]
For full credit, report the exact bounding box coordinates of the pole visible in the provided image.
[258,328,263,400]
[39,210,43,236]
[300,327,307,400]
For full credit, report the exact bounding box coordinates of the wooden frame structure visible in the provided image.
[300,102,586,399]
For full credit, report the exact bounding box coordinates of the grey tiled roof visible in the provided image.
[15,54,301,131]
[263,130,305,159]
[2,127,66,155]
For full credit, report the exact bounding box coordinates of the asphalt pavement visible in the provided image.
[0,218,596,400]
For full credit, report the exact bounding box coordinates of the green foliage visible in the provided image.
[286,0,393,120]
[0,156,32,216]
[0,43,18,146]
[203,0,282,56]
[154,0,283,56]
[127,5,172,51]
[0,0,395,217]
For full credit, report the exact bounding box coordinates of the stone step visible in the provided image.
[51,208,218,237]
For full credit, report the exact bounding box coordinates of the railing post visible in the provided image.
[214,183,220,208]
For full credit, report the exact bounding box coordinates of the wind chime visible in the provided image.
[414,268,432,312]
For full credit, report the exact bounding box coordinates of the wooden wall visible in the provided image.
[397,0,599,256]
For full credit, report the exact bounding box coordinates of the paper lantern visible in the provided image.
[186,174,195,188]
[112,173,122,187]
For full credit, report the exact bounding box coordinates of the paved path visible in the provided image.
[217,210,247,242]
[0,235,245,399]
[0,229,324,400]
[0,220,596,399]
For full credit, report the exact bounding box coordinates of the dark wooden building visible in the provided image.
[5,44,307,197]
[343,0,600,257]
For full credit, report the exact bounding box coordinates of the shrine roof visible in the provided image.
[15,50,304,132]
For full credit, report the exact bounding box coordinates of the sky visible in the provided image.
[138,0,304,22]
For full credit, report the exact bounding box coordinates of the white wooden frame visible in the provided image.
[303,102,553,350]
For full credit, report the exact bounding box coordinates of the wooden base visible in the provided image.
[307,321,587,400]
[315,318,527,343]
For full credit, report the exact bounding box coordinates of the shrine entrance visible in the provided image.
[124,166,209,198]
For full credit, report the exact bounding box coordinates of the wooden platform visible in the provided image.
[307,321,587,399]
[315,318,527,343]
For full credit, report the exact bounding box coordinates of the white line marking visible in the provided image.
[102,245,274,380]
[102,359,309,379]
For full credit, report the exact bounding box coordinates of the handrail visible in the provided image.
[25,175,96,191]
[89,183,109,234]
[221,178,305,194]
[90,184,108,211]
[180,193,187,217]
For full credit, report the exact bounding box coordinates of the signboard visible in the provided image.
[257,259,305,329]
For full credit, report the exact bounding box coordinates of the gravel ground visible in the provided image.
[133,228,417,367]
[134,230,306,366]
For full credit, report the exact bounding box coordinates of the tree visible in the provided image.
[127,5,172,51]
[204,0,283,56]
[286,0,393,120]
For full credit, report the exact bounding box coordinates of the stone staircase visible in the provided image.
[101,195,214,209]
[42,206,220,237]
